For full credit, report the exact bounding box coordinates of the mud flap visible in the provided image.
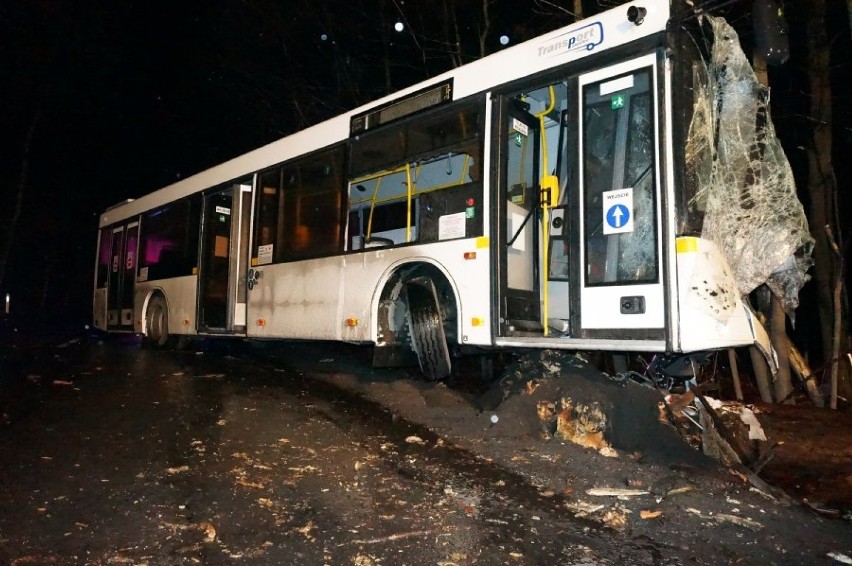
[404,277,452,381]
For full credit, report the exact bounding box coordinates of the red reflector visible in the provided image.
[463,252,476,260]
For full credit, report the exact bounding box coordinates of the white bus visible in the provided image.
[94,1,777,380]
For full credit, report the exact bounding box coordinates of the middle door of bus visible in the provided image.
[497,100,542,335]
[198,183,252,334]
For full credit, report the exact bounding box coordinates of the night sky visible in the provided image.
[0,1,849,326]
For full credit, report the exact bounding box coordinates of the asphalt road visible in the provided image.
[0,334,680,565]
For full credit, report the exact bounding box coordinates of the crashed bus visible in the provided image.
[94,1,810,380]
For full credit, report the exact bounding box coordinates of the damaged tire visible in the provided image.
[405,277,451,381]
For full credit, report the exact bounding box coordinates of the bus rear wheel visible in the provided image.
[405,277,451,381]
[144,295,171,348]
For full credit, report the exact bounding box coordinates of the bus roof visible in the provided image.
[99,1,669,227]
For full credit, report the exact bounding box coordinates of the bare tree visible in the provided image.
[804,0,850,404]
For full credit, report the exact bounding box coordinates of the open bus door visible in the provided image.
[497,100,543,335]
[497,54,667,344]
[197,182,252,334]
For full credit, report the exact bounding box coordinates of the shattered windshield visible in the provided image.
[685,15,812,315]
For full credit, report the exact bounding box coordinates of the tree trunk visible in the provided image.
[728,349,744,401]
[770,298,794,403]
[788,339,825,407]
[750,346,775,403]
[477,0,491,59]
[805,0,850,401]
[442,0,463,68]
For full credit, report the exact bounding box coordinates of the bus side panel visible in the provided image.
[246,256,347,341]
[244,241,493,346]
[135,276,198,336]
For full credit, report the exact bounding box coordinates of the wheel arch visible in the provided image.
[370,258,460,347]
[141,287,168,337]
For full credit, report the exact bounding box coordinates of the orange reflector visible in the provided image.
[345,317,359,327]
[463,252,477,260]
[257,319,266,327]
[471,317,484,327]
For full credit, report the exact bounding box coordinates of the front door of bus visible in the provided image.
[498,101,542,335]
[577,55,665,335]
[106,221,138,331]
[198,184,251,334]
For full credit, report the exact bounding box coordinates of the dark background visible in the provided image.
[0,0,849,337]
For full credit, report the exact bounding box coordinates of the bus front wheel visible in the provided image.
[405,277,452,381]
[144,295,171,348]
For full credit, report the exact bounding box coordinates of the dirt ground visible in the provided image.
[1,325,850,564]
[289,345,852,564]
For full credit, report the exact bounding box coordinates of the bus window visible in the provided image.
[253,145,346,264]
[138,196,201,281]
[348,101,484,249]
[583,68,658,286]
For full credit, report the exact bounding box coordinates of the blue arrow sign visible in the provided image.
[606,204,630,229]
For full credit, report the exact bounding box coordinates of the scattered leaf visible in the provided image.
[166,465,190,475]
[640,510,663,519]
[199,521,217,541]
[602,508,628,530]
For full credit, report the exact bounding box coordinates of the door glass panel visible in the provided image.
[505,114,538,293]
[583,69,657,286]
[200,191,233,329]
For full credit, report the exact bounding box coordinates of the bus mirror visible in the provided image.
[540,175,559,208]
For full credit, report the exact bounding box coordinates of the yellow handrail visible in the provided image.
[535,86,557,336]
